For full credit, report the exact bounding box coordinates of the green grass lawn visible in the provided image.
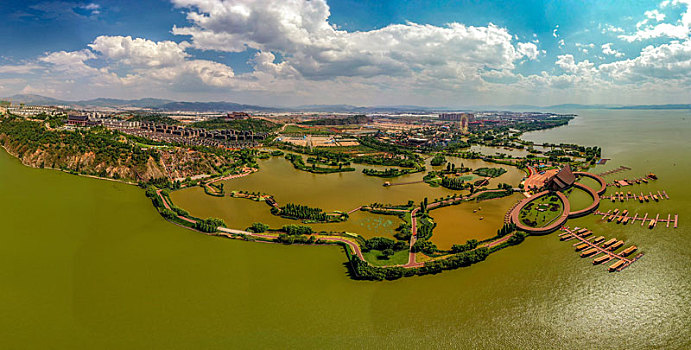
[519,194,564,228]
[363,249,410,267]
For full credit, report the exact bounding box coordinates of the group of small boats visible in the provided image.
[611,173,657,187]
[603,208,657,228]
[567,227,638,272]
[610,191,660,203]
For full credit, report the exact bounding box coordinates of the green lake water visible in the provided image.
[0,109,689,349]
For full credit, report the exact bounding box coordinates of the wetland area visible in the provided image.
[0,110,689,348]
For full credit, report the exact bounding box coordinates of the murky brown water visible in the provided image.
[171,153,525,242]
[1,109,689,349]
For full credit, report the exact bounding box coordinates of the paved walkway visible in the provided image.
[157,190,196,224]
[405,207,423,267]
[158,177,533,271]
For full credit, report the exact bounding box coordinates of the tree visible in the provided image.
[249,222,269,233]
[382,249,394,258]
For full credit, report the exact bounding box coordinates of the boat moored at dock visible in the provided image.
[593,255,610,265]
[620,246,638,257]
[609,260,625,272]
[580,248,599,257]
[608,240,624,251]
[602,238,617,248]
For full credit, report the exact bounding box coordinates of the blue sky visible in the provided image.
[0,0,689,106]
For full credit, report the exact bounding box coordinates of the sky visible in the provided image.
[0,0,689,107]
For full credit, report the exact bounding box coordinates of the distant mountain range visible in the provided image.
[157,101,282,112]
[3,94,174,108]
[2,94,688,113]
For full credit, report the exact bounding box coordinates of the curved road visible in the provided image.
[573,171,607,195]
[159,180,529,270]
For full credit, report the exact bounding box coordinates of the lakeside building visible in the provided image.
[546,164,576,191]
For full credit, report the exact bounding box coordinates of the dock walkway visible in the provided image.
[597,166,631,177]
[560,226,642,272]
[594,210,678,228]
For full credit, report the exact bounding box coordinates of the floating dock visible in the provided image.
[597,166,630,177]
[606,173,658,187]
[601,189,669,202]
[594,210,678,229]
[561,227,642,272]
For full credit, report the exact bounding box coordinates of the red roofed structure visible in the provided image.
[547,164,576,191]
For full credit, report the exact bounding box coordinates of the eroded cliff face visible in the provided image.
[159,148,233,180]
[0,133,234,182]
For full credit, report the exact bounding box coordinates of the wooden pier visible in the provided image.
[606,173,658,187]
[597,166,631,177]
[601,189,669,202]
[384,180,424,187]
[560,226,642,272]
[594,210,678,229]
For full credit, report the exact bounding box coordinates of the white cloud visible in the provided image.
[645,9,666,21]
[89,36,189,67]
[2,0,690,105]
[0,63,42,74]
[83,3,100,15]
[556,54,595,75]
[620,0,691,41]
[599,39,691,82]
[602,24,624,34]
[517,42,541,60]
[170,0,538,82]
[39,49,98,74]
[552,25,559,38]
[601,43,625,57]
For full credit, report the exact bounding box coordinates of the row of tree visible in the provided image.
[451,239,479,253]
[349,246,490,281]
[194,218,226,233]
[441,176,468,190]
[273,203,328,221]
[363,237,408,252]
[281,224,314,235]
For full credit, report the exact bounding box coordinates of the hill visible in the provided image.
[157,101,281,112]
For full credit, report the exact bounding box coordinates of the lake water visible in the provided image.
[0,109,689,349]
[170,152,525,242]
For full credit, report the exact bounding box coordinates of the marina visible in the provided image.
[597,165,631,177]
[601,189,669,202]
[594,210,679,228]
[560,226,643,272]
[606,173,658,187]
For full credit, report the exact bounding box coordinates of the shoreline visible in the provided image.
[0,143,140,186]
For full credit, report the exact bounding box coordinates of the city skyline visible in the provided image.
[0,0,689,107]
